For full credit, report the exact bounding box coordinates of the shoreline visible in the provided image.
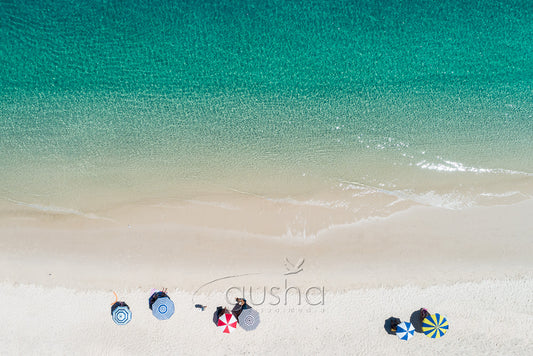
[1,178,531,237]
[1,199,532,292]
[1,196,531,354]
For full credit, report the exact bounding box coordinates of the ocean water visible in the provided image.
[1,0,532,224]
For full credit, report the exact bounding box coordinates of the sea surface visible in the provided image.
[1,0,532,227]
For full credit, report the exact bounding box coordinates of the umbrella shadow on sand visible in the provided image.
[410,308,430,333]
[410,310,424,333]
[384,317,401,335]
[213,306,226,325]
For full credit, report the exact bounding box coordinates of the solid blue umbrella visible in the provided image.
[151,296,175,320]
[111,302,132,325]
[396,321,415,340]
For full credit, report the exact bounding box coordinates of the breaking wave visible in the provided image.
[415,158,532,176]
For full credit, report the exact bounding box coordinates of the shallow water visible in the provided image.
[1,0,532,224]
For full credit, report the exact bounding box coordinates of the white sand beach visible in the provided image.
[0,198,532,355]
[1,278,531,355]
[2,0,533,354]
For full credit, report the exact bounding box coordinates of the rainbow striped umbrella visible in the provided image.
[422,313,449,338]
[396,321,415,341]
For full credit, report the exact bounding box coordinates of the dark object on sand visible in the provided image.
[149,291,169,310]
[232,298,251,318]
[384,317,402,335]
[410,308,430,332]
[111,301,128,314]
[420,308,429,321]
[391,318,401,332]
[195,304,206,311]
[213,306,228,325]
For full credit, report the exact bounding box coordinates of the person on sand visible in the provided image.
[232,297,250,318]
[419,308,429,321]
[148,289,169,310]
[236,298,248,307]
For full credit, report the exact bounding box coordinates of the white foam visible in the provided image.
[416,158,532,176]
[338,180,475,210]
[395,190,474,210]
[479,191,527,198]
[6,198,113,221]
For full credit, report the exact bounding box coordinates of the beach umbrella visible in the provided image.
[111,302,132,325]
[217,313,238,334]
[422,313,449,338]
[238,308,260,331]
[151,296,175,320]
[396,321,415,341]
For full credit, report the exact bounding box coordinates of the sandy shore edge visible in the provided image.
[1,199,532,291]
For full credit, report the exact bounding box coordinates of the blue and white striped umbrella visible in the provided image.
[111,303,132,325]
[152,296,175,320]
[396,321,415,341]
[238,308,260,331]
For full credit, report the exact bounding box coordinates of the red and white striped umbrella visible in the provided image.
[217,313,238,334]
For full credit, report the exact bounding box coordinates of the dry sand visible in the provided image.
[0,199,532,354]
[0,279,531,355]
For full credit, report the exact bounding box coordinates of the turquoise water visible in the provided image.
[1,0,532,210]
